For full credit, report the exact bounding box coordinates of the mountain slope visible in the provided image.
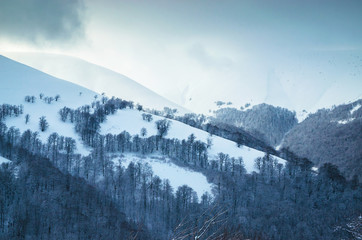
[0,149,149,239]
[3,52,189,114]
[211,104,298,147]
[281,99,362,180]
[1,55,360,240]
[0,55,98,155]
[100,108,286,173]
[0,55,96,107]
[0,56,286,198]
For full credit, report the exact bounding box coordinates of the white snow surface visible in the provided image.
[0,55,286,195]
[114,153,213,199]
[0,55,96,155]
[3,52,362,118]
[0,156,11,164]
[350,104,361,115]
[101,109,286,173]
[337,118,356,125]
[3,52,189,114]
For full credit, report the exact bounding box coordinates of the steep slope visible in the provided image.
[0,55,98,155]
[0,152,149,239]
[4,51,362,119]
[100,108,286,173]
[1,56,360,240]
[3,52,189,114]
[281,99,362,180]
[0,56,286,198]
[211,104,298,147]
[0,56,210,197]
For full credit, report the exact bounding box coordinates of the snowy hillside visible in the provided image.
[3,52,189,114]
[0,56,212,196]
[3,52,362,122]
[114,153,213,198]
[0,55,286,199]
[100,108,286,173]
[0,55,97,155]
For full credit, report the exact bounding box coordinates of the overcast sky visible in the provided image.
[1,0,361,112]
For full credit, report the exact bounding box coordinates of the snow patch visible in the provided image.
[350,104,361,115]
[297,110,309,122]
[275,144,282,151]
[337,118,355,125]
[0,156,11,164]
[113,154,214,199]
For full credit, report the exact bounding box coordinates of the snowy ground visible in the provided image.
[0,156,11,164]
[4,100,92,156]
[112,153,214,199]
[350,103,361,115]
[0,55,96,155]
[101,109,286,173]
[3,53,189,114]
[337,118,356,125]
[0,55,286,196]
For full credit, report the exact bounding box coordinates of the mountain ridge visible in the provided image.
[2,52,190,114]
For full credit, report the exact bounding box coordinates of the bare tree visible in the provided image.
[39,116,49,132]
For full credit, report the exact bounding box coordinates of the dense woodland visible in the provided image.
[146,106,277,155]
[282,99,362,181]
[0,99,361,239]
[211,104,298,147]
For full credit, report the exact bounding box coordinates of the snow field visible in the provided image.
[1,55,286,200]
[3,53,189,114]
[0,55,97,155]
[101,109,286,173]
[113,153,214,199]
[4,100,92,155]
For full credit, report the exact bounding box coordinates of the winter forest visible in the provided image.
[0,94,360,240]
[1,0,362,239]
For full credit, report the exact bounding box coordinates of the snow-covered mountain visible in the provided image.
[2,52,189,114]
[5,52,361,121]
[0,55,286,198]
[1,55,359,240]
[0,55,97,155]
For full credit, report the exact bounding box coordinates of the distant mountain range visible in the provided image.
[210,100,362,181]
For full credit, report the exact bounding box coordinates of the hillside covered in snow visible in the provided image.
[3,52,189,114]
[5,52,361,118]
[0,55,360,240]
[0,55,285,197]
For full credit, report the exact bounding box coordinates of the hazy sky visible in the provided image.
[1,0,361,112]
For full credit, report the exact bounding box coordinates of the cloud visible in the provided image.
[188,43,233,70]
[0,0,84,44]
